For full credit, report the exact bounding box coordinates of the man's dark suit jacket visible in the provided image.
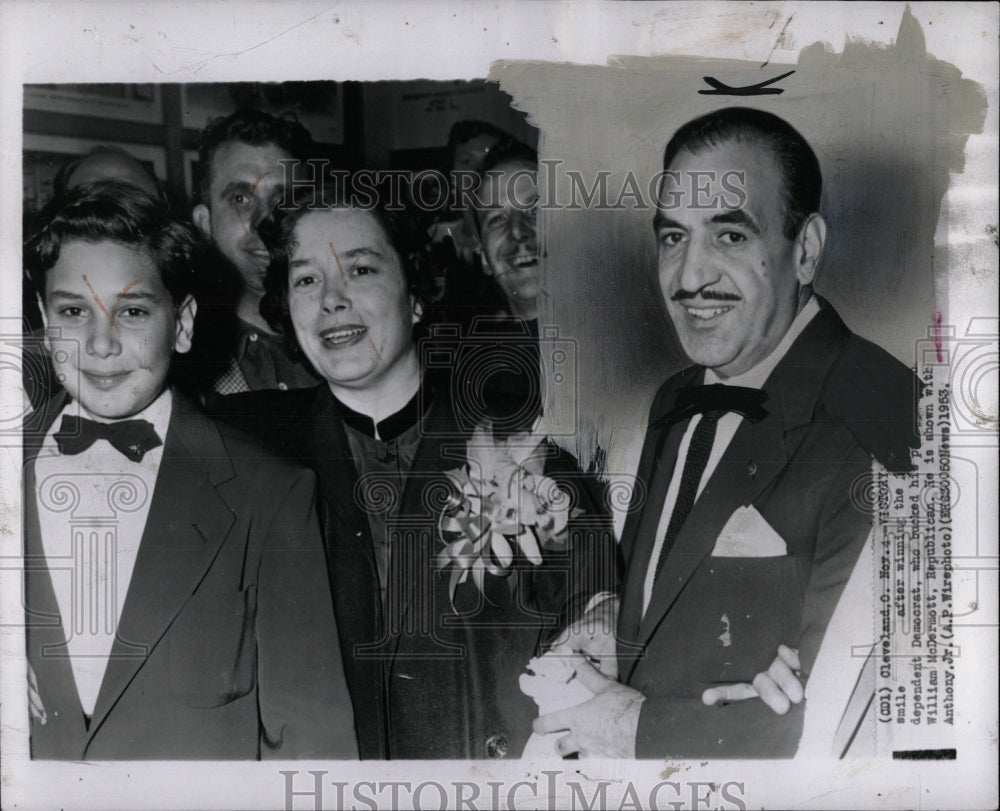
[23,392,358,759]
[214,380,619,759]
[617,303,920,758]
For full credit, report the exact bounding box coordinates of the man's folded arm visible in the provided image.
[635,693,804,759]
[634,445,878,759]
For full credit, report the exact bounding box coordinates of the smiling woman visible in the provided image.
[212,178,619,760]
[285,209,421,411]
[256,180,444,420]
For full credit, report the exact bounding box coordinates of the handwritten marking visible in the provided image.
[699,70,795,96]
[363,315,383,363]
[81,275,118,331]
[251,172,270,193]
[328,242,343,274]
[229,173,270,235]
[933,311,944,362]
[760,14,795,70]
[181,8,333,75]
[231,193,249,235]
[107,279,143,327]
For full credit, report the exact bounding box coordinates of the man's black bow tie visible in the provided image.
[53,415,162,463]
[654,384,770,428]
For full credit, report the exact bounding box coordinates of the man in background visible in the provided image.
[54,146,162,199]
[473,138,541,323]
[191,109,320,394]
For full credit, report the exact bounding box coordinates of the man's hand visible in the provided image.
[533,654,644,757]
[550,595,619,678]
[701,645,803,715]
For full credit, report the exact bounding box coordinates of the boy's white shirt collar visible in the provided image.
[36,387,173,716]
[60,387,173,440]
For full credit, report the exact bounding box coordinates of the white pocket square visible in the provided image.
[711,505,787,557]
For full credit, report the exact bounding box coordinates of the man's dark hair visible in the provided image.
[194,108,314,206]
[662,107,822,240]
[446,119,510,167]
[478,137,538,178]
[258,176,446,354]
[25,179,206,306]
[471,137,539,236]
[53,145,164,200]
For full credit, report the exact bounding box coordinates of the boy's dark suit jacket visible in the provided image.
[23,392,358,760]
[617,303,920,758]
[214,381,619,759]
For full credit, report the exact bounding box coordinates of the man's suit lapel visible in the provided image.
[617,371,696,651]
[23,393,88,756]
[626,306,852,680]
[634,410,789,654]
[86,395,237,745]
[617,367,700,565]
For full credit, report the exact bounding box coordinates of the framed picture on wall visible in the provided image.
[181,82,344,144]
[23,84,163,123]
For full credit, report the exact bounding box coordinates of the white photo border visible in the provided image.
[1,3,996,810]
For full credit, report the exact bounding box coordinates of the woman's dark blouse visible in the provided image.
[210,377,620,759]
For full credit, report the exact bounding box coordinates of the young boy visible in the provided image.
[22,180,357,760]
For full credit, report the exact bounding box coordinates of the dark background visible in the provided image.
[23,79,537,215]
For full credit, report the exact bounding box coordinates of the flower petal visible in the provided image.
[490,531,514,570]
[448,564,467,610]
[518,527,543,566]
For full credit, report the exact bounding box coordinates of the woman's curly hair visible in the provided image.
[259,173,447,357]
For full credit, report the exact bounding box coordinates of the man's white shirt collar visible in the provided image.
[641,296,821,617]
[704,295,820,388]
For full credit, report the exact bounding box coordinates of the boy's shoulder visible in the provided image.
[25,389,315,490]
[171,392,312,484]
[202,384,325,456]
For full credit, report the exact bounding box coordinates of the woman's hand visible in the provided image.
[550,593,619,678]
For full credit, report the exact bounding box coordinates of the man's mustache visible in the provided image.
[670,289,741,302]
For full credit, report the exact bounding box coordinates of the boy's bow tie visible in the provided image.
[53,415,162,462]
